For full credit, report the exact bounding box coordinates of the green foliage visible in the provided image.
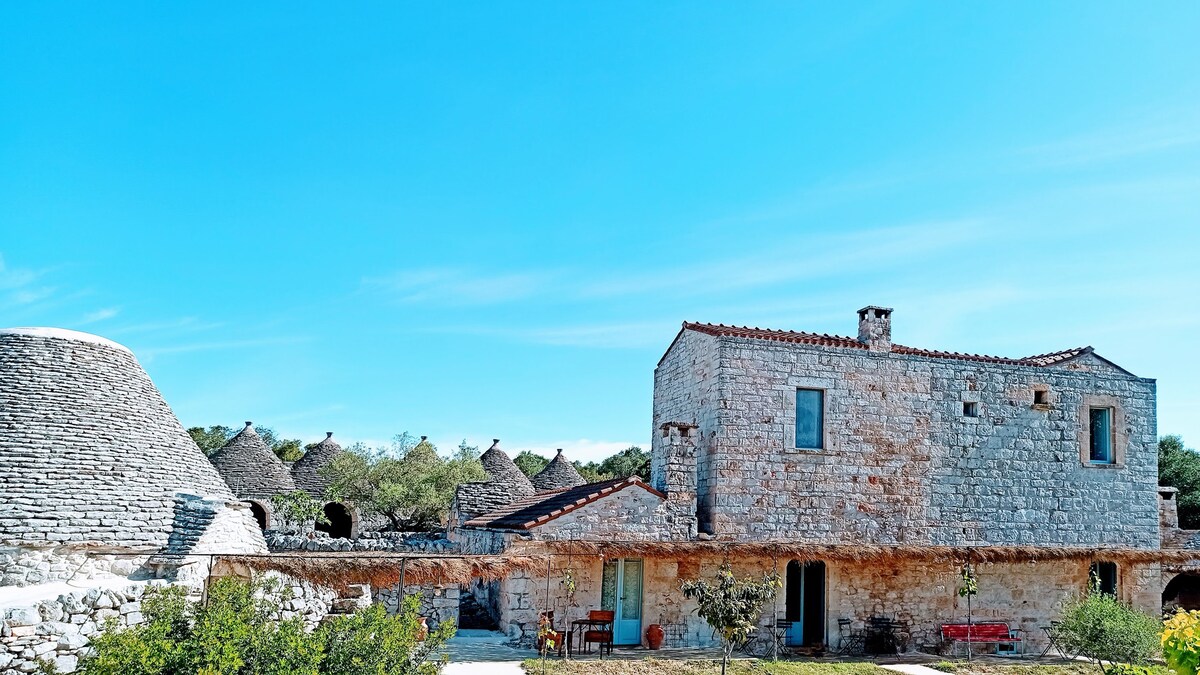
[957,565,978,598]
[1160,436,1200,529]
[323,434,486,531]
[269,491,329,530]
[78,577,449,675]
[322,597,452,675]
[1053,588,1161,673]
[1104,665,1164,675]
[187,426,234,456]
[1162,609,1200,675]
[681,562,781,675]
[597,446,651,481]
[514,451,550,477]
[571,460,611,483]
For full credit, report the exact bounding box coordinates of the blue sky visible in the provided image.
[2,2,1198,460]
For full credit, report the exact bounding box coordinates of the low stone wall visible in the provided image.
[266,531,457,553]
[374,584,459,630]
[0,547,146,588]
[1,581,156,674]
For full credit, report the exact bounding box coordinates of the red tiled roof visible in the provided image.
[463,476,665,531]
[676,322,1102,370]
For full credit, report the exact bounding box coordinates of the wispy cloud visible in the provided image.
[79,307,120,325]
[138,336,311,361]
[0,253,55,309]
[1018,117,1200,167]
[363,268,552,306]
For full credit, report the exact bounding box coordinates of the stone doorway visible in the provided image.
[784,560,826,647]
[1164,573,1200,611]
[317,502,354,539]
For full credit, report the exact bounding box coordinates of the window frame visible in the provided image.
[1077,395,1127,468]
[1088,407,1114,464]
[793,387,826,451]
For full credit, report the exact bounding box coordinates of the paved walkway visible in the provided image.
[440,629,530,675]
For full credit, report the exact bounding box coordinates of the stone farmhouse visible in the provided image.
[3,308,1200,671]
[450,306,1194,651]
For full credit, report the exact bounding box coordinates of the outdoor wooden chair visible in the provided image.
[582,610,615,655]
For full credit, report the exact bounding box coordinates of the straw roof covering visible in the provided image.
[528,540,1200,565]
[216,552,543,592]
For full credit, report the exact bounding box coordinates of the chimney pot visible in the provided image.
[857,306,893,352]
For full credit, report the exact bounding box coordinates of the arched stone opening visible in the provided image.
[1164,573,1200,612]
[247,500,271,530]
[316,502,355,539]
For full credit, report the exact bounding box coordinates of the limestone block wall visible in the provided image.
[528,487,673,542]
[652,330,721,531]
[655,329,1159,547]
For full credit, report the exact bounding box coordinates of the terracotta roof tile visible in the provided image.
[681,322,1096,369]
[463,476,665,531]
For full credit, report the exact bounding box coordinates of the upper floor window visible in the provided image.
[795,389,824,450]
[1089,407,1114,464]
[1089,561,1118,596]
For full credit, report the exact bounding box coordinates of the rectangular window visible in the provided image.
[795,389,824,450]
[1089,408,1114,463]
[963,402,979,417]
[1089,561,1118,596]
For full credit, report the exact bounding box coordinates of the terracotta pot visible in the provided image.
[416,616,429,641]
[645,624,664,650]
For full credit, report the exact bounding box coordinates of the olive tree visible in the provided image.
[681,562,781,675]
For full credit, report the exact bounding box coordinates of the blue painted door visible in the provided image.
[601,558,644,645]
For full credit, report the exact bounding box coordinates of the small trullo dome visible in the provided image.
[0,327,262,555]
[449,439,537,525]
[290,431,344,499]
[209,421,298,500]
[530,448,587,491]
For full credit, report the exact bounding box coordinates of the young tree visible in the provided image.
[1054,582,1161,674]
[1161,435,1200,529]
[187,425,234,456]
[186,424,304,462]
[681,562,781,675]
[322,435,486,531]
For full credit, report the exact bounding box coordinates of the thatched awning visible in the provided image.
[215,553,544,592]
[524,540,1200,566]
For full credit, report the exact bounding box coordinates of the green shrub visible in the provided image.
[77,577,449,675]
[1162,609,1200,675]
[1053,590,1161,673]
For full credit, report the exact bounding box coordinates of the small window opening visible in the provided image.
[1090,561,1118,596]
[1089,407,1114,463]
[1034,389,1050,405]
[795,389,825,450]
[963,402,979,417]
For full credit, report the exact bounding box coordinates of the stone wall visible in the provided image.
[1,581,157,674]
[373,584,459,630]
[527,486,673,542]
[654,328,1159,547]
[266,531,456,554]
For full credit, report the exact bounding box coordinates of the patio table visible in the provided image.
[570,618,614,657]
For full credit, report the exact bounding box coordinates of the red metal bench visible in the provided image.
[940,622,1022,656]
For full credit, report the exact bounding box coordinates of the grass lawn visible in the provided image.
[521,658,892,675]
[927,661,1172,675]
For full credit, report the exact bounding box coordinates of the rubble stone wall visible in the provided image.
[655,331,1159,547]
[529,488,673,542]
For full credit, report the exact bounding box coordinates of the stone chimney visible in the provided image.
[1161,487,1180,531]
[652,421,699,539]
[857,306,893,352]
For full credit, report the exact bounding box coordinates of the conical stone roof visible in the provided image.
[452,439,535,523]
[530,449,586,492]
[209,422,297,501]
[290,432,344,499]
[0,328,243,549]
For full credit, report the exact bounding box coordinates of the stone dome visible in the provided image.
[530,449,587,492]
[290,432,344,499]
[450,440,536,525]
[209,422,298,501]
[480,439,535,489]
[0,328,247,550]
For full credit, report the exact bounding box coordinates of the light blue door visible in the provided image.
[601,558,644,645]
